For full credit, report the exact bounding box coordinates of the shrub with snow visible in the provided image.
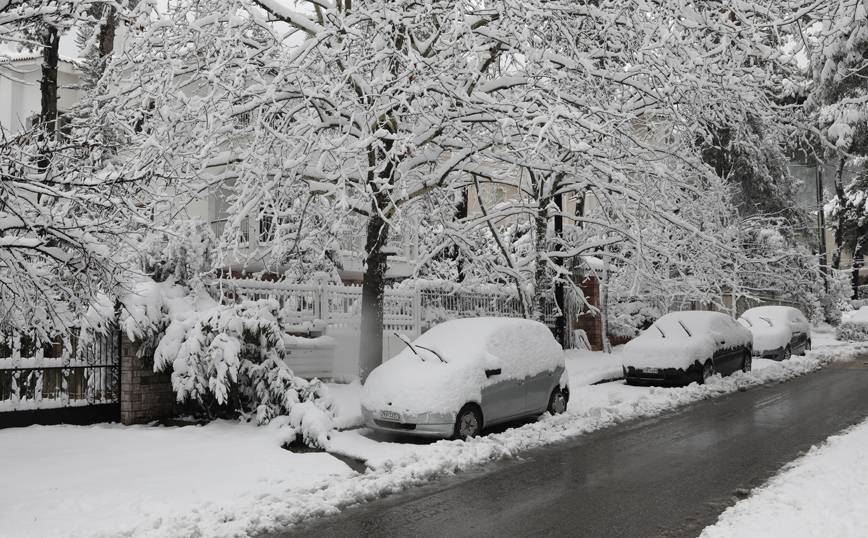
[607,300,662,339]
[835,322,868,342]
[121,278,335,448]
[835,308,868,342]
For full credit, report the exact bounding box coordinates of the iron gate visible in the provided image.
[0,331,120,428]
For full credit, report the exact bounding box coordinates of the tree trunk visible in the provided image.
[38,24,60,172]
[453,188,469,283]
[832,157,847,271]
[533,208,549,324]
[852,250,863,299]
[98,6,116,60]
[600,252,611,354]
[358,211,390,384]
[554,193,566,348]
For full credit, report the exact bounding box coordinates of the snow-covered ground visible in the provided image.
[1,324,865,538]
[700,416,868,538]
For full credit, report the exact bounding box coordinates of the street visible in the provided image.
[282,361,868,538]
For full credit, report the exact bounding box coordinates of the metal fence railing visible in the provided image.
[210,279,561,336]
[0,332,120,414]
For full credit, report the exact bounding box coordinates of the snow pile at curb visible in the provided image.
[99,344,867,538]
[700,417,868,538]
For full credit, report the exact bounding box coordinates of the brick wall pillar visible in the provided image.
[574,275,604,351]
[120,335,175,425]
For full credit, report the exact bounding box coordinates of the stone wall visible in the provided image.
[120,335,175,425]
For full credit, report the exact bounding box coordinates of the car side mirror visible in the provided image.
[485,368,502,378]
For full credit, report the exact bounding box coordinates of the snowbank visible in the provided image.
[700,417,868,538]
[0,421,353,538]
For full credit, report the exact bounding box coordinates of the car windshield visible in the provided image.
[395,333,447,363]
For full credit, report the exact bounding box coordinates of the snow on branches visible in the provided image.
[102,0,838,369]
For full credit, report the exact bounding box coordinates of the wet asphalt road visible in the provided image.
[279,361,868,538]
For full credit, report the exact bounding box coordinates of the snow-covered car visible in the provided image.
[738,306,811,360]
[361,317,569,440]
[622,311,753,386]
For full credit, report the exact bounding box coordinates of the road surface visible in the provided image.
[278,360,868,538]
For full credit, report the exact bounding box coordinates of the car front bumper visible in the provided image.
[623,363,704,386]
[754,346,786,360]
[361,406,456,438]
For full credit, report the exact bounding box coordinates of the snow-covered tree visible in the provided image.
[0,0,143,341]
[806,0,868,271]
[102,0,841,374]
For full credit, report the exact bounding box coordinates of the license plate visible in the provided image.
[380,410,400,421]
[643,368,659,374]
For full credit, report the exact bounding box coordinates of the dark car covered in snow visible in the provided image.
[738,306,811,361]
[622,311,753,386]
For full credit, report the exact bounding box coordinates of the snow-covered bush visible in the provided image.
[607,300,662,339]
[815,270,851,326]
[121,278,334,448]
[835,322,868,342]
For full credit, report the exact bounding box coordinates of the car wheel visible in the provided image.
[783,344,792,361]
[453,404,482,440]
[700,360,714,384]
[741,351,752,373]
[547,388,568,415]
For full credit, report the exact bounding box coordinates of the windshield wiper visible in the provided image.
[416,344,447,363]
[395,333,425,361]
[654,324,666,338]
[739,317,753,327]
[678,320,692,337]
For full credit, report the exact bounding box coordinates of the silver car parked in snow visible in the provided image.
[361,318,569,440]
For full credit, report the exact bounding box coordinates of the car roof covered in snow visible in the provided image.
[647,310,740,339]
[404,317,561,368]
[741,306,805,326]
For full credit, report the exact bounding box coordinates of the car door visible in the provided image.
[712,319,742,374]
[789,311,808,353]
[525,369,557,414]
[481,374,526,423]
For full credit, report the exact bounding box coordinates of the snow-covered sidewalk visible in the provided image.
[700,414,868,538]
[0,329,864,538]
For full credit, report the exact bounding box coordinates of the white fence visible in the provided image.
[209,279,557,379]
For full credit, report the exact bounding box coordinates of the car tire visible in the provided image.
[783,344,792,361]
[547,387,568,415]
[741,351,752,373]
[700,360,714,384]
[453,404,482,440]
